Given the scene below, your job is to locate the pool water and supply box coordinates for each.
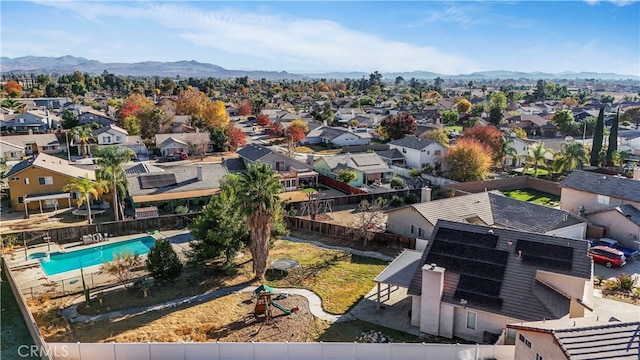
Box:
[27,252,49,260]
[40,236,156,276]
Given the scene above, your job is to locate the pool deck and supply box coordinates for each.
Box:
[3,230,193,298]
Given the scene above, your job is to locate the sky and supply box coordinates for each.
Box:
[1,1,639,76]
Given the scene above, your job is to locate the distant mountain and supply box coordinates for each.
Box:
[1,56,638,80]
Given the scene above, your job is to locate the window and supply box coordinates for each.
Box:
[10,152,17,158]
[426,150,430,155]
[24,178,29,185]
[535,354,544,360]
[9,177,20,181]
[411,225,415,234]
[18,197,24,204]
[103,136,111,143]
[519,334,531,348]
[18,118,25,123]
[116,136,122,142]
[597,195,609,206]
[434,150,441,155]
[275,161,285,171]
[402,148,406,154]
[466,311,477,330]
[418,228,424,238]
[38,176,54,185]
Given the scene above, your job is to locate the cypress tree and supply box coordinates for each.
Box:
[605,108,619,166]
[590,106,605,166]
[146,239,183,281]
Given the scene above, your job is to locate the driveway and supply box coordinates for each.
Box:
[593,256,640,283]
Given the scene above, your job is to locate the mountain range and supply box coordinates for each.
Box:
[1,56,638,81]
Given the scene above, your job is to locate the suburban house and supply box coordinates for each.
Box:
[334,108,364,123]
[154,132,212,157]
[237,143,318,191]
[387,137,447,170]
[313,153,393,187]
[559,170,640,247]
[77,109,117,127]
[404,220,592,344]
[505,114,557,137]
[507,314,640,360]
[374,148,406,167]
[619,129,640,156]
[3,152,96,214]
[125,162,227,213]
[2,110,60,132]
[301,125,372,147]
[169,115,195,133]
[0,140,25,162]
[504,136,534,168]
[94,124,148,158]
[386,191,588,247]
[0,133,64,157]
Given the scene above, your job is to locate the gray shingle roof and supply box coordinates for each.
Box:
[236,143,273,161]
[407,220,591,322]
[124,162,165,176]
[320,153,391,174]
[375,148,404,160]
[388,137,435,150]
[589,204,640,226]
[223,157,248,173]
[559,170,640,203]
[127,163,227,197]
[554,322,640,360]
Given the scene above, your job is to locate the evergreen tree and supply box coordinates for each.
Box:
[590,106,605,166]
[146,239,183,281]
[605,108,620,166]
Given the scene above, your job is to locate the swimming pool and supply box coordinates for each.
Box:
[40,236,156,276]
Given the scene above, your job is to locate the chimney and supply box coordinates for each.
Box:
[307,154,315,166]
[196,164,203,181]
[345,152,351,166]
[633,166,640,181]
[420,187,432,203]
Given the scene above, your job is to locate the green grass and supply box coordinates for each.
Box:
[300,187,319,193]
[521,168,549,177]
[503,189,560,207]
[445,126,463,132]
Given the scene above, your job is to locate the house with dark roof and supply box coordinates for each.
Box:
[155,132,212,157]
[404,220,592,344]
[301,125,372,147]
[388,137,447,170]
[2,110,60,132]
[77,110,117,127]
[507,314,640,360]
[559,170,640,247]
[386,191,587,246]
[237,143,318,191]
[374,148,406,167]
[124,162,228,213]
[505,114,557,137]
[619,129,640,156]
[313,152,392,187]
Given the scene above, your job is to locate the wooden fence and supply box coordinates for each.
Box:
[319,175,367,194]
[285,216,415,250]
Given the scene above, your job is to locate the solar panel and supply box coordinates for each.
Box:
[457,275,501,297]
[139,173,178,189]
[435,228,498,249]
[430,241,509,266]
[515,239,573,271]
[426,253,507,280]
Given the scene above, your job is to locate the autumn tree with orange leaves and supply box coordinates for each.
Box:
[202,101,230,130]
[256,114,271,127]
[226,124,247,151]
[3,80,22,98]
[237,103,252,116]
[268,122,283,137]
[444,138,492,181]
[118,93,154,121]
[460,126,504,164]
[456,99,472,113]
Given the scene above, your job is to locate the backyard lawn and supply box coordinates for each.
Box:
[502,188,560,207]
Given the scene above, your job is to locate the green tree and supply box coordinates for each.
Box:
[379,113,417,140]
[440,109,459,126]
[70,124,97,158]
[63,174,107,225]
[620,106,640,129]
[500,136,518,169]
[336,169,358,184]
[93,146,134,222]
[146,239,183,281]
[488,92,507,125]
[551,110,575,134]
[590,106,605,166]
[419,129,449,146]
[605,109,619,166]
[553,142,588,174]
[188,174,248,268]
[524,143,549,178]
[237,163,284,279]
[61,110,78,129]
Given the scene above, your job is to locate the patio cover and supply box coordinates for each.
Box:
[23,192,70,204]
[135,206,159,219]
[373,249,423,310]
[131,189,219,204]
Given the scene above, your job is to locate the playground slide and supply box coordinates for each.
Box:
[270,300,293,315]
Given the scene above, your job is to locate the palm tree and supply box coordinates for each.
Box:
[553,142,588,174]
[63,174,108,225]
[523,143,549,178]
[500,136,518,169]
[237,162,284,279]
[70,124,96,158]
[94,146,134,221]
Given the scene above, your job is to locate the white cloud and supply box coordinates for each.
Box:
[584,0,639,5]
[30,1,478,73]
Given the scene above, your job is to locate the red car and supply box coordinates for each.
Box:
[588,246,626,268]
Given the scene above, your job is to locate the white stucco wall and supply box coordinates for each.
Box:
[451,306,514,344]
[587,211,640,249]
[513,330,566,360]
[386,207,434,239]
[544,222,587,240]
[560,188,640,215]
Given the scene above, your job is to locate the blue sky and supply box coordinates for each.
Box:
[2,1,639,76]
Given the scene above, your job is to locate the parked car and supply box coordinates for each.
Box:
[588,246,626,268]
[590,238,639,260]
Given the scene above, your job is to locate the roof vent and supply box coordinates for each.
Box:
[429,263,436,270]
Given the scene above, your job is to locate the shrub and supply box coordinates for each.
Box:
[390,177,404,189]
[595,275,605,286]
[146,239,183,282]
[101,252,141,289]
[617,274,637,293]
[409,168,422,177]
[390,195,403,206]
[404,193,419,204]
[175,205,189,214]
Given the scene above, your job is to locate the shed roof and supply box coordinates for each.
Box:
[560,170,640,203]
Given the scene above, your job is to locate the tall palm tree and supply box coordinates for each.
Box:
[553,142,588,174]
[500,136,519,169]
[70,124,96,158]
[63,174,108,225]
[237,162,284,279]
[94,146,134,221]
[523,143,549,178]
